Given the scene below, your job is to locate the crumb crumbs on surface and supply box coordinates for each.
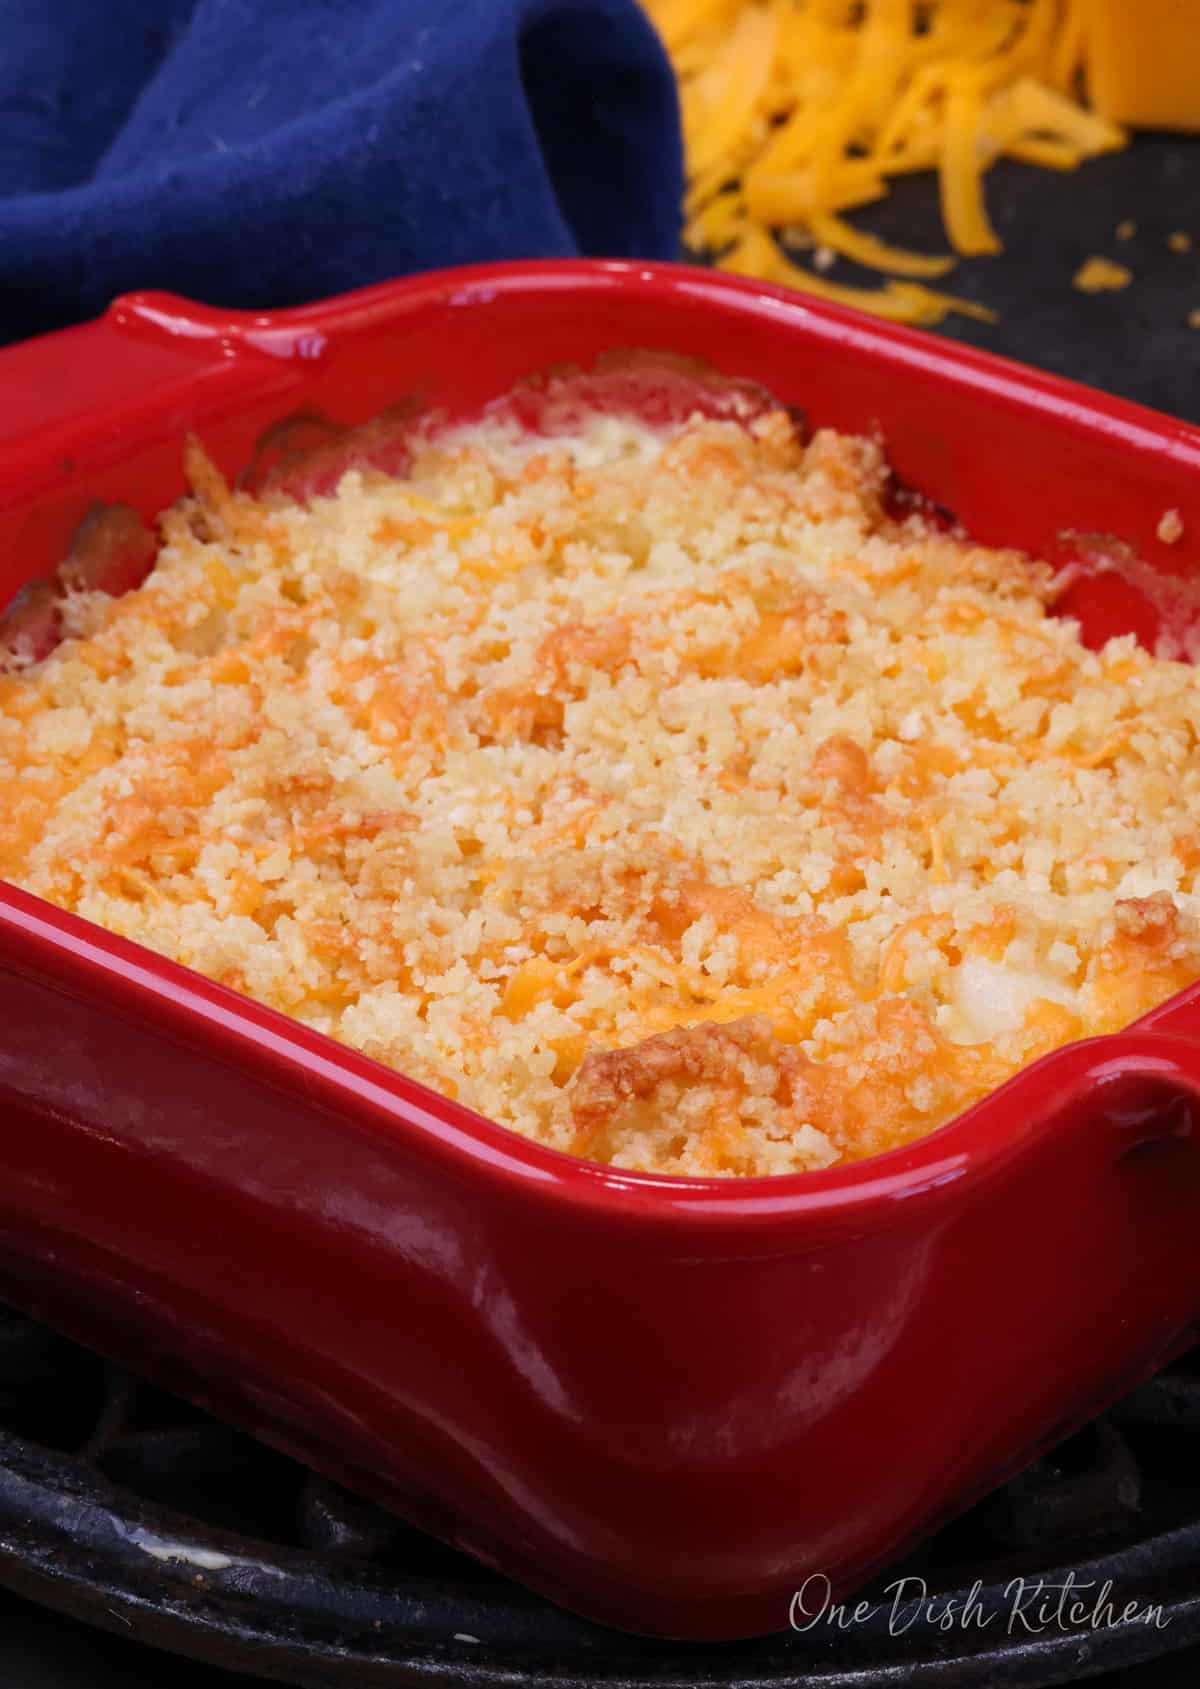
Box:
[1116,220,1137,242]
[1168,232,1193,254]
[5,392,1200,1179]
[1158,508,1185,546]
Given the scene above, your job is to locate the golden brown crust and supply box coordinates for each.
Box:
[4,395,1200,1177]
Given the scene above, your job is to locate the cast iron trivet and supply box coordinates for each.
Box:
[2,1301,1200,1688]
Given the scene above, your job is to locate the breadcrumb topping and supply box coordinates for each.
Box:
[4,395,1200,1178]
[1158,508,1185,546]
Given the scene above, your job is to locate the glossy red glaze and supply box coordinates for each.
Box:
[3,263,1200,1640]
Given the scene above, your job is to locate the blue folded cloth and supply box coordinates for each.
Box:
[0,0,683,345]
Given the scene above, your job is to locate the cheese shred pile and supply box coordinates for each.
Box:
[644,0,1128,324]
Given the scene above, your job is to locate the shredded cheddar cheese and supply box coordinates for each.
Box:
[5,388,1200,1178]
[1072,254,1132,291]
[644,0,1128,323]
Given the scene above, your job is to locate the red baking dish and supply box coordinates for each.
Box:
[4,261,1200,1642]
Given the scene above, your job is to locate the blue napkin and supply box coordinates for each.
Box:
[0,0,683,345]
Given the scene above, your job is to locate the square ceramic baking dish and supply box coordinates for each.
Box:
[3,261,1200,1642]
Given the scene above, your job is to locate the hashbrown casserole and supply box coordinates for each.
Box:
[4,388,1200,1177]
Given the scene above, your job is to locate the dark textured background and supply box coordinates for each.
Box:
[800,132,1200,422]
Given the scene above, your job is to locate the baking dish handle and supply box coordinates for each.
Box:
[0,292,307,459]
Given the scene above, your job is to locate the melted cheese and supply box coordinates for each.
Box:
[951,956,1079,1043]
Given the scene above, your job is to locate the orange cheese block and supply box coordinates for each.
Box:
[1085,0,1200,131]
